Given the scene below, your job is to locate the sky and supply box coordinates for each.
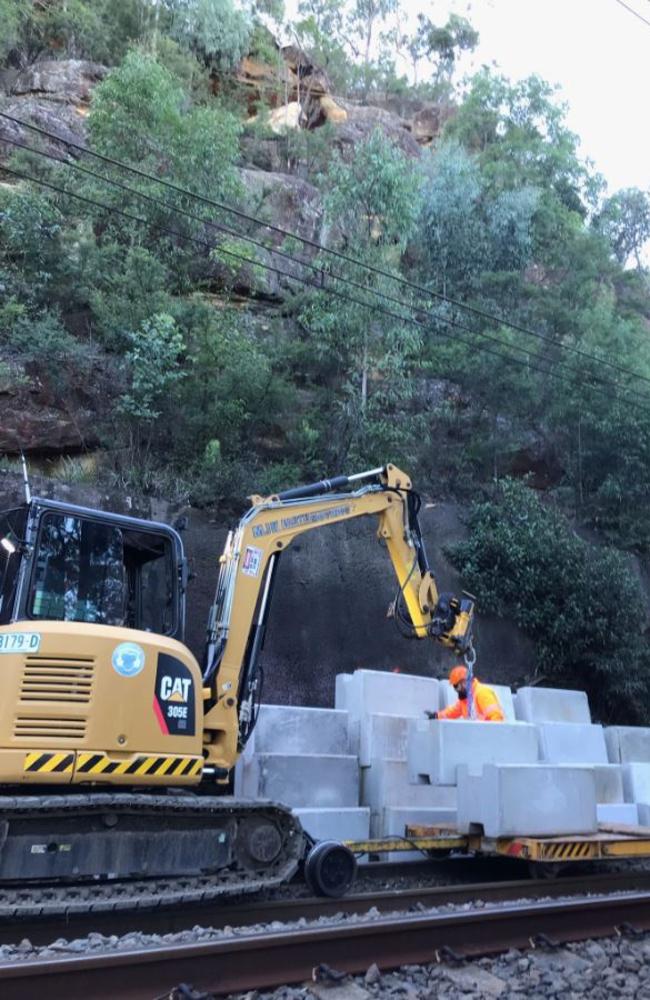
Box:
[280,0,650,196]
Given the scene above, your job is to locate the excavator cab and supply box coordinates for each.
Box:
[0,497,186,640]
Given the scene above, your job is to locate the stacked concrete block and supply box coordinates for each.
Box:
[337,669,452,843]
[237,752,359,808]
[243,704,350,757]
[439,680,516,722]
[597,803,638,826]
[335,669,440,756]
[457,764,598,837]
[605,727,650,764]
[360,757,457,837]
[359,713,411,768]
[293,807,370,843]
[234,703,370,843]
[514,686,591,724]
[537,722,608,765]
[408,718,539,786]
[622,763,650,805]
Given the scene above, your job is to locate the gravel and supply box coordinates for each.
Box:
[0,888,642,964]
[222,933,650,1000]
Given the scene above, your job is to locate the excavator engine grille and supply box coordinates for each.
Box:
[14,716,87,740]
[20,657,95,703]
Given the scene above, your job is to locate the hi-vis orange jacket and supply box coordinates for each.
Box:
[438,678,505,721]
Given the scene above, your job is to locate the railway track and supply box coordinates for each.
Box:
[0,870,650,998]
[1,864,650,945]
[0,888,649,1000]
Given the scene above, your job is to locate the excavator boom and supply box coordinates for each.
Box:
[201,464,474,771]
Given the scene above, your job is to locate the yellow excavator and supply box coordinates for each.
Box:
[0,463,474,911]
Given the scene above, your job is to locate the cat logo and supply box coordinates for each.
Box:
[154,654,196,737]
[160,676,191,703]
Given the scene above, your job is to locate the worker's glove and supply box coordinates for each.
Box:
[425,710,438,720]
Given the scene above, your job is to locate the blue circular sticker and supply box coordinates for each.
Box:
[112,642,145,678]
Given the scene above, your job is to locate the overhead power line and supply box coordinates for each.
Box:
[613,0,650,28]
[5,133,647,406]
[4,160,650,420]
[2,109,650,394]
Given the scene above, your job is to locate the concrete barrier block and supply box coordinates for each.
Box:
[458,764,597,837]
[245,704,350,757]
[622,763,650,804]
[537,722,608,764]
[359,713,411,767]
[336,669,440,721]
[408,718,539,786]
[514,686,591,724]
[605,727,650,764]
[439,681,516,722]
[635,803,650,827]
[597,803,638,826]
[552,764,623,802]
[294,807,370,842]
[362,757,457,838]
[237,753,359,808]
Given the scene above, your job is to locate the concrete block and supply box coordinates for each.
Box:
[457,764,597,837]
[591,765,624,803]
[361,758,457,811]
[245,704,350,757]
[605,727,650,764]
[622,763,650,804]
[408,719,539,786]
[537,722,608,764]
[635,803,650,827]
[514,686,591,724]
[236,753,359,808]
[294,807,370,842]
[336,670,440,754]
[359,713,410,767]
[597,803,638,826]
[552,764,623,802]
[439,680,516,722]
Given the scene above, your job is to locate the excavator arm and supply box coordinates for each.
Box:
[201,464,475,776]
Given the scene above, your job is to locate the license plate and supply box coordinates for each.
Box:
[0,632,41,654]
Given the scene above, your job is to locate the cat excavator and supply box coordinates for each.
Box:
[0,463,474,913]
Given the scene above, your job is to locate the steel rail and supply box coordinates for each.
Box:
[1,867,649,946]
[0,890,649,1000]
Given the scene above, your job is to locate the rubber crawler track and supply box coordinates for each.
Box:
[0,793,305,917]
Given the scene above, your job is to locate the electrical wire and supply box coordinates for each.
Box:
[5,160,650,419]
[5,137,650,415]
[3,133,634,401]
[2,108,650,393]
[613,0,650,28]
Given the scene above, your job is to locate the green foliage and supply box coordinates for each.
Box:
[119,313,186,421]
[449,480,650,723]
[299,130,423,466]
[170,0,252,72]
[5,0,148,65]
[593,188,650,269]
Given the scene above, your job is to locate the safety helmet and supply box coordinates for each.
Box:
[448,665,468,687]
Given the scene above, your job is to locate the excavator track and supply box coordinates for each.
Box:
[0,793,305,919]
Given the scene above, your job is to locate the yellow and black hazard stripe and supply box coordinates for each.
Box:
[541,840,594,861]
[23,751,75,774]
[76,752,203,778]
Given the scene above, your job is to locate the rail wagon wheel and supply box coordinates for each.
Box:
[304,841,357,898]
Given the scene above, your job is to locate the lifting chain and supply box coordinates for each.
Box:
[464,638,476,720]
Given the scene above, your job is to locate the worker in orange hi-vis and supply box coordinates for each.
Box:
[426,665,505,722]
